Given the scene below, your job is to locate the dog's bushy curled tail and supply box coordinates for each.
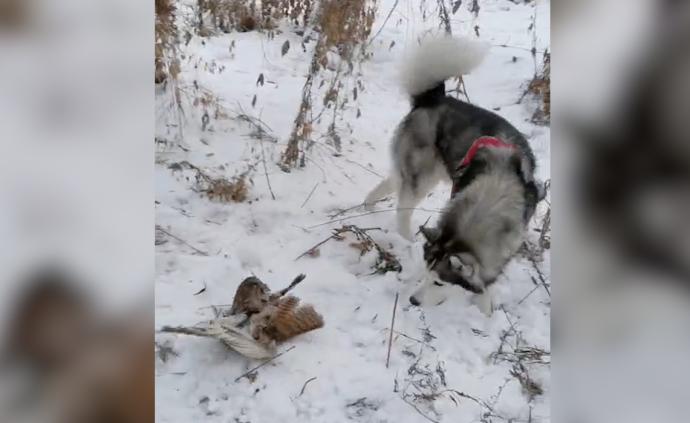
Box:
[400,36,488,107]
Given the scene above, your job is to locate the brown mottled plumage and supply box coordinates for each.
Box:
[162,275,322,359]
[248,295,324,344]
[229,276,270,316]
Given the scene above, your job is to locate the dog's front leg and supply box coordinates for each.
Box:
[364,177,395,211]
[475,287,494,316]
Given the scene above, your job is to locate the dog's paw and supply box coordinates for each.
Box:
[476,292,494,316]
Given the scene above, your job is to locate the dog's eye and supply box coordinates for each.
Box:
[433,281,445,287]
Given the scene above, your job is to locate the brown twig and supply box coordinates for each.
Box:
[386,293,399,368]
[234,345,296,383]
[298,377,318,397]
[294,235,334,261]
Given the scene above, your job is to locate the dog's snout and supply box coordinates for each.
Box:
[409,295,421,306]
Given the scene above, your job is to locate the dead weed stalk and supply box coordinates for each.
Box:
[295,224,401,274]
[168,160,251,203]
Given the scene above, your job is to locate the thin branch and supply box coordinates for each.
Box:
[234,345,296,383]
[516,284,541,305]
[386,293,400,368]
[294,226,384,260]
[259,132,276,200]
[300,183,319,208]
[390,330,436,351]
[156,226,209,256]
[294,235,335,261]
[298,377,318,397]
[256,108,276,200]
[344,158,384,178]
[309,207,443,229]
[367,0,400,47]
[528,258,551,297]
[400,396,439,423]
[328,199,385,219]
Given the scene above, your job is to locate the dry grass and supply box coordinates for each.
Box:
[197,0,318,34]
[281,0,377,169]
[205,175,249,202]
[527,51,550,124]
[295,224,402,274]
[168,160,251,203]
[155,0,180,85]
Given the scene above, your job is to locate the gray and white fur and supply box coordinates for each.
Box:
[364,36,544,314]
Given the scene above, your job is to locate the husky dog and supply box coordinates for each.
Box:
[363,36,544,314]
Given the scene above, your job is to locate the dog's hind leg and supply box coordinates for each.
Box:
[364,177,396,211]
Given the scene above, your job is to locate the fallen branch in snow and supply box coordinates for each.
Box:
[510,362,544,401]
[235,103,278,143]
[298,376,318,397]
[529,261,551,298]
[310,207,443,229]
[389,330,436,351]
[300,183,319,208]
[295,225,402,274]
[488,308,548,405]
[401,396,440,423]
[155,225,209,256]
[386,293,399,368]
[258,117,276,200]
[234,345,296,383]
[294,236,336,261]
[327,199,386,219]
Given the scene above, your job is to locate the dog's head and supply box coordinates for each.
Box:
[421,226,484,286]
[409,226,486,306]
[410,145,540,307]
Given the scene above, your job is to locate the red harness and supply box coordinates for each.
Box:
[451,136,516,197]
[458,136,516,170]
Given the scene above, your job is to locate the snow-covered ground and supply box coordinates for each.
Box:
[155,1,550,421]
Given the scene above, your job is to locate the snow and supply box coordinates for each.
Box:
[155,1,550,422]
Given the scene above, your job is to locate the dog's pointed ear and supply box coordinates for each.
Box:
[510,154,535,185]
[510,153,548,205]
[535,180,548,202]
[449,255,462,269]
[419,226,440,242]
